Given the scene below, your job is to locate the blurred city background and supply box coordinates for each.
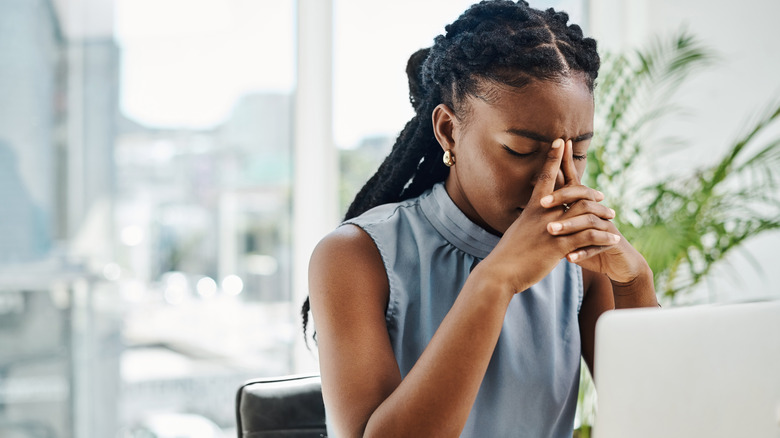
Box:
[1,0,778,437]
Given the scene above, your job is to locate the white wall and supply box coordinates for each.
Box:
[590,0,780,303]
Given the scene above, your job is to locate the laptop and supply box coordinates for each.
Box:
[593,298,780,438]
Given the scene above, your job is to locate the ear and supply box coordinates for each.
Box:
[431,103,459,153]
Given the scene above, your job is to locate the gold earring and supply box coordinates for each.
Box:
[443,150,456,167]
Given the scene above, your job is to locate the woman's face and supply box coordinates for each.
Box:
[442,77,594,235]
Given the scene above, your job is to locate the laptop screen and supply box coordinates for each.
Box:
[592,299,780,438]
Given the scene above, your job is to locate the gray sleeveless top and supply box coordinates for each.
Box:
[342,182,583,438]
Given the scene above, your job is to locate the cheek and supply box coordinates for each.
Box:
[494,160,538,200]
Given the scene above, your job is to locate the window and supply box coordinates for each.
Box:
[0,1,589,436]
[1,0,297,436]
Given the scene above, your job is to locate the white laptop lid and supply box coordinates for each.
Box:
[593,299,780,438]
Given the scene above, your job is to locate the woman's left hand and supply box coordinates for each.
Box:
[541,140,650,284]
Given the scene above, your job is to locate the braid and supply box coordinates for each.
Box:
[344,111,439,219]
[302,0,600,346]
[344,49,445,220]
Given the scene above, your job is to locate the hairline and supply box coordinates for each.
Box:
[449,72,594,128]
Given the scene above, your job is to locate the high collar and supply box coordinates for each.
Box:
[420,182,501,259]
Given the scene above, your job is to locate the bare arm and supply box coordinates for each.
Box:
[310,225,514,437]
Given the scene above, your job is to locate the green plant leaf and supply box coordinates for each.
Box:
[590,29,780,299]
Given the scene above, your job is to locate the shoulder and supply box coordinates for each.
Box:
[310,224,385,275]
[309,224,389,307]
[309,191,435,309]
[313,223,380,260]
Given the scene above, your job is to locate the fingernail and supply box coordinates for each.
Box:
[568,252,579,262]
[596,190,604,199]
[609,208,616,217]
[611,234,621,243]
[567,139,572,148]
[552,139,564,149]
[541,195,553,206]
[549,222,563,233]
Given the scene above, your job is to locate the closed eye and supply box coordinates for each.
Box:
[502,144,535,158]
[573,154,587,161]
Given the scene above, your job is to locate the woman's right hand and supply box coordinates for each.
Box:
[478,138,620,295]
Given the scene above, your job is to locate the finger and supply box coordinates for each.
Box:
[561,139,580,186]
[530,138,565,205]
[547,212,616,235]
[576,201,615,220]
[560,229,621,253]
[567,245,614,263]
[541,186,606,208]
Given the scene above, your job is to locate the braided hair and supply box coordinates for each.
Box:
[301,0,600,344]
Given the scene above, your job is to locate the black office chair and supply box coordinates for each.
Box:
[235,374,327,438]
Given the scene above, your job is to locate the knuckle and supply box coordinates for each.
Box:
[536,170,554,183]
[580,198,593,208]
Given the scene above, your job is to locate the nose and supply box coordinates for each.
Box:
[531,163,566,190]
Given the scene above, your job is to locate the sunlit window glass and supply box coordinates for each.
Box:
[0,0,296,437]
[115,1,296,436]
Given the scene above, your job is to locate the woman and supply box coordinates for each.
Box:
[302,1,658,436]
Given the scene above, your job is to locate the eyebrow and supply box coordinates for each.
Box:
[506,128,594,143]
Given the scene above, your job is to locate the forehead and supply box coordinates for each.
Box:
[466,78,594,140]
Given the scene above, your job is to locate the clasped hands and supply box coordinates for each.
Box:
[484,137,648,294]
[537,138,645,284]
